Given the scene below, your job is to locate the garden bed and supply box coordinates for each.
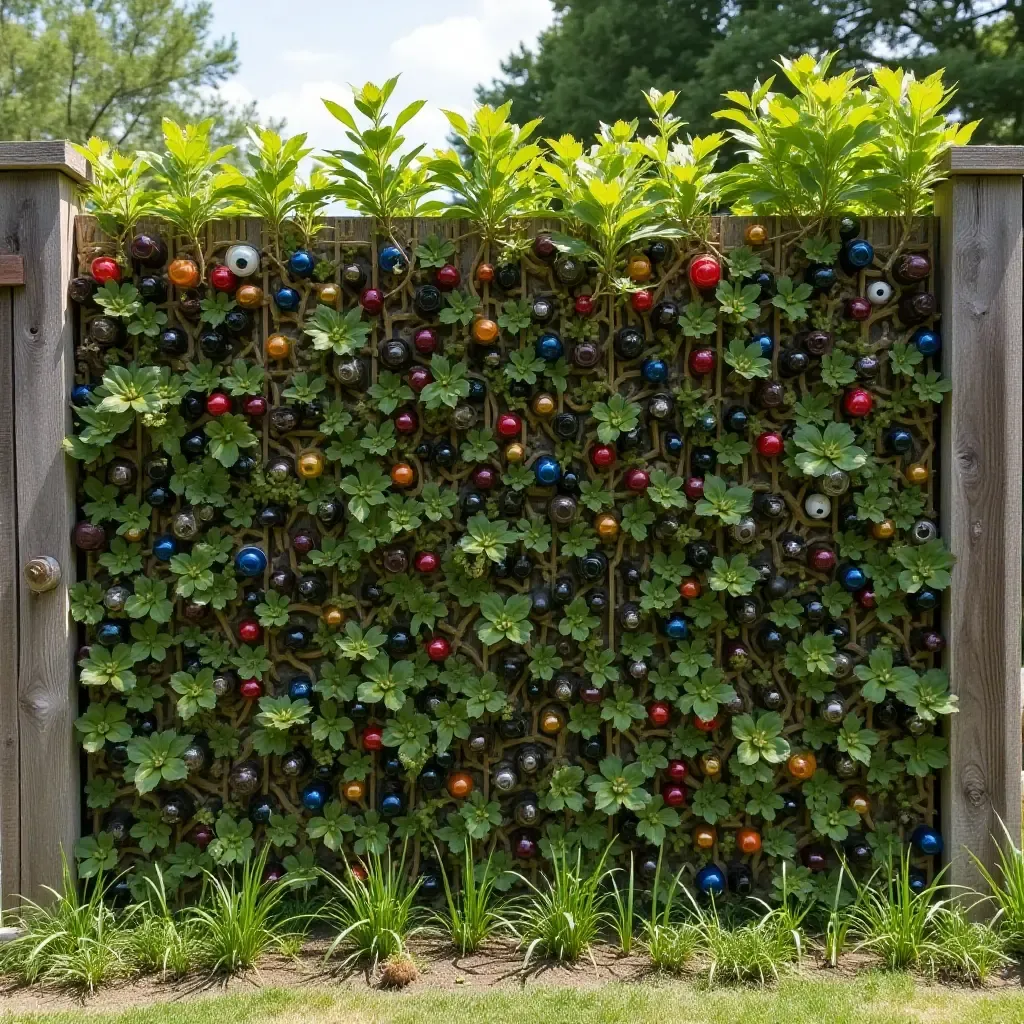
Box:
[2,943,1024,1023]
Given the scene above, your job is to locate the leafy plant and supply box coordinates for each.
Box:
[145,119,234,276]
[642,87,725,239]
[72,137,155,258]
[0,856,127,991]
[871,67,978,247]
[717,52,886,227]
[970,820,1024,954]
[793,423,868,477]
[732,711,790,765]
[219,127,327,253]
[591,394,642,443]
[433,839,510,954]
[642,852,698,973]
[694,475,753,525]
[322,77,432,234]
[304,305,371,357]
[511,843,613,965]
[707,554,761,596]
[476,593,533,645]
[125,730,192,794]
[848,850,949,969]
[586,756,651,814]
[542,121,680,293]
[922,905,1007,984]
[429,103,544,243]
[420,356,470,410]
[679,668,736,721]
[460,514,519,563]
[321,847,423,967]
[188,848,293,974]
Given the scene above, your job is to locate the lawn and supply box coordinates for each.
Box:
[6,974,1024,1024]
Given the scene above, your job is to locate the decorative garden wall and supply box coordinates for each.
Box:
[67,210,953,902]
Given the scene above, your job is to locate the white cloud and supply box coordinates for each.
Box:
[210,0,556,155]
[281,50,343,66]
[389,0,552,105]
[259,80,355,151]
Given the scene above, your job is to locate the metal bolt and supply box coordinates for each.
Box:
[24,556,61,592]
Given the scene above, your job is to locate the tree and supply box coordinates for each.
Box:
[478,0,1024,147]
[0,0,268,149]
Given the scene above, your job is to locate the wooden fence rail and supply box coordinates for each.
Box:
[0,141,1022,907]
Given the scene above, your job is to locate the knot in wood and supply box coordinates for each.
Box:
[962,762,989,808]
[956,442,981,482]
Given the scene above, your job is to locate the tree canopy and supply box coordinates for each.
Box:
[478,0,1024,146]
[0,0,267,149]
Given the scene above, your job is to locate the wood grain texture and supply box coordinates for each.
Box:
[0,256,24,287]
[0,171,80,903]
[0,286,19,909]
[936,173,1024,892]
[0,142,88,183]
[941,146,1024,175]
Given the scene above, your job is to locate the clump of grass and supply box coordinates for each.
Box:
[434,840,510,955]
[647,922,700,973]
[767,861,811,960]
[378,952,418,988]
[322,847,423,968]
[823,861,855,968]
[681,871,800,987]
[848,849,948,970]
[641,852,697,973]
[511,842,613,966]
[276,931,308,959]
[0,856,127,992]
[125,864,195,979]
[972,819,1024,953]
[188,849,294,974]
[923,905,1008,984]
[609,852,636,956]
[701,912,799,987]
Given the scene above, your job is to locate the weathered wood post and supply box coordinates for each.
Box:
[936,145,1024,893]
[0,141,86,907]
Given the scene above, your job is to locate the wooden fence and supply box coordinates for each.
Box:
[0,140,1022,906]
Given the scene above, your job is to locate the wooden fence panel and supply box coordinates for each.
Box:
[0,145,85,906]
[0,254,19,909]
[936,147,1024,895]
[1,141,1024,903]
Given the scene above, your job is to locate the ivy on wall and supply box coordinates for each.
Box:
[65,53,962,901]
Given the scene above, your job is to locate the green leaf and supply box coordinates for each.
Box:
[723,337,771,380]
[793,422,867,476]
[591,394,642,443]
[695,474,753,525]
[208,813,255,865]
[586,756,651,815]
[75,833,119,878]
[678,668,736,722]
[691,780,730,824]
[304,305,371,357]
[771,276,813,321]
[75,701,132,753]
[125,730,193,794]
[420,355,470,410]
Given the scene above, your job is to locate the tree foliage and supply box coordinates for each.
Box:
[478,0,1024,150]
[0,0,268,149]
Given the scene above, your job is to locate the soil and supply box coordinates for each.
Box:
[0,940,1020,1017]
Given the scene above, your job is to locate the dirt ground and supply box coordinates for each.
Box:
[0,940,1020,1016]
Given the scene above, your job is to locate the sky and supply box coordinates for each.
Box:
[208,0,556,157]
